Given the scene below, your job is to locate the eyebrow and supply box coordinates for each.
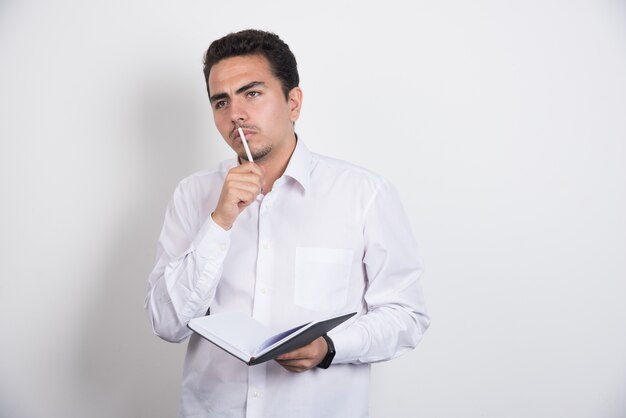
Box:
[209,81,266,104]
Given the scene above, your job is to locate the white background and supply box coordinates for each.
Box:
[1,1,625,417]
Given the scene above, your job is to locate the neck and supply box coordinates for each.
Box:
[249,133,297,193]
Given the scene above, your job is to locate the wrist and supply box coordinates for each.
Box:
[211,212,232,231]
[316,334,335,369]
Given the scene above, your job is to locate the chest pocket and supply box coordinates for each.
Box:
[294,247,354,311]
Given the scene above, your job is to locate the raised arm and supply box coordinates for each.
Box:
[145,163,264,342]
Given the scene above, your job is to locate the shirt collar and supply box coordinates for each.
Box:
[281,136,311,192]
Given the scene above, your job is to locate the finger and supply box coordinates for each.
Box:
[226,181,262,197]
[276,358,315,372]
[231,161,265,178]
[229,189,257,208]
[276,354,305,362]
[226,173,264,194]
[275,347,309,361]
[232,163,265,190]
[276,359,305,371]
[226,173,263,190]
[228,171,262,181]
[223,178,263,200]
[276,358,308,367]
[276,337,324,361]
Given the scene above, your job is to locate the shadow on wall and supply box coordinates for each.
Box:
[75,76,217,417]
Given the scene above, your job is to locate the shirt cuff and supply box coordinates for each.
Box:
[191,214,231,260]
[328,324,368,364]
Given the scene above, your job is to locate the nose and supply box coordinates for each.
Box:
[229,97,248,126]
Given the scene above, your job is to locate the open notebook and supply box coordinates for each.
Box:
[187,311,356,365]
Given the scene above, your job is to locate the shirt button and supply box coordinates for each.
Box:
[219,244,227,251]
[253,390,261,398]
[262,243,269,250]
[260,288,266,294]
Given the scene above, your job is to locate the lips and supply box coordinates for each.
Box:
[232,127,256,141]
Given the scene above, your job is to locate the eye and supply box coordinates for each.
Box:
[214,100,228,110]
[247,91,261,98]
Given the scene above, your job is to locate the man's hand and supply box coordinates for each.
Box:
[275,336,328,373]
[211,162,265,230]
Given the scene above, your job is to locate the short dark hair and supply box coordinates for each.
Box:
[203,29,299,100]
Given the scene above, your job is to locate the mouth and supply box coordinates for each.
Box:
[231,126,257,141]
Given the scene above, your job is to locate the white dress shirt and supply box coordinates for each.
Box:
[145,139,429,418]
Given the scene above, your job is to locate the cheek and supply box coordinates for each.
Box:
[256,102,290,129]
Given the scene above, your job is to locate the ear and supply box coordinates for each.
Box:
[288,87,303,123]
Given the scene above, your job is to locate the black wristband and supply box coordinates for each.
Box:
[317,334,336,369]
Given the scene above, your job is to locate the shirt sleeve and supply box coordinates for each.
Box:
[330,180,430,364]
[144,181,230,343]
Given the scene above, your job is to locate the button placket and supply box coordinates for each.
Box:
[246,365,266,418]
[252,195,273,324]
[246,195,269,418]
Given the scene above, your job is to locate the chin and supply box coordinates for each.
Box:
[251,145,272,161]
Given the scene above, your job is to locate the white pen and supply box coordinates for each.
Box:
[237,126,254,163]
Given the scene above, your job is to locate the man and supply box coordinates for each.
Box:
[145,29,429,418]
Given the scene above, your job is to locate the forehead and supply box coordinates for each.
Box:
[208,54,276,93]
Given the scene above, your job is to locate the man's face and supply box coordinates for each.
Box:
[208,54,302,162]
